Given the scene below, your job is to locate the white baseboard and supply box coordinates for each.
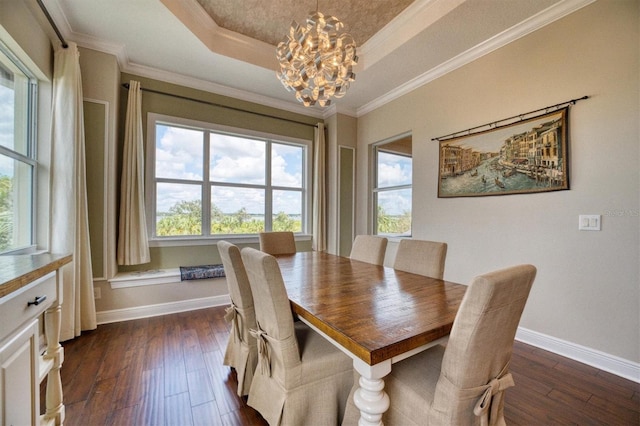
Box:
[96,295,231,325]
[516,327,640,383]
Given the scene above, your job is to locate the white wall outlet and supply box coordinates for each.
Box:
[579,214,601,231]
[94,287,101,299]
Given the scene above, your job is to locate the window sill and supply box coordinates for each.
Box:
[109,268,227,289]
[109,269,182,289]
[148,234,312,248]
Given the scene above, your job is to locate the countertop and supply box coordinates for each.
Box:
[0,253,72,298]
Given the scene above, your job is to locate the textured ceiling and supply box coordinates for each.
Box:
[194,0,415,46]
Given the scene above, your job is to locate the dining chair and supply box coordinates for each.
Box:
[343,264,537,426]
[349,235,388,265]
[259,231,297,255]
[393,239,448,279]
[240,247,353,426]
[217,241,258,397]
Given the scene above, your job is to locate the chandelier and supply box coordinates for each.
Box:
[276,9,357,107]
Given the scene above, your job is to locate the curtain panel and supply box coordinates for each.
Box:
[117,80,150,265]
[49,42,97,341]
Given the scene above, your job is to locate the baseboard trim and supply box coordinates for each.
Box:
[516,327,640,383]
[96,295,231,325]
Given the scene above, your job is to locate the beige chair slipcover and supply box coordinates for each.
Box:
[349,235,388,265]
[259,231,297,255]
[393,239,448,279]
[343,264,537,426]
[218,241,258,397]
[241,247,353,425]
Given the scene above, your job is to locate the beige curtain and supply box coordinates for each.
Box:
[117,80,150,265]
[49,42,97,341]
[312,123,326,251]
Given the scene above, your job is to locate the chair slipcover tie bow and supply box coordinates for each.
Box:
[473,367,515,426]
[224,304,242,343]
[250,326,271,377]
[431,364,514,426]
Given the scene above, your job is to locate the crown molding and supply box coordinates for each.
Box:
[120,61,324,119]
[159,0,277,71]
[357,0,597,116]
[359,0,467,71]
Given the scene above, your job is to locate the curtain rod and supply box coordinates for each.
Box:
[121,83,318,129]
[36,0,68,48]
[432,95,589,142]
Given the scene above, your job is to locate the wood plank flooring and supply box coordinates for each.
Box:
[57,306,639,425]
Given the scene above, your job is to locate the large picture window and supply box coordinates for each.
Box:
[0,42,37,254]
[148,114,310,241]
[373,137,412,236]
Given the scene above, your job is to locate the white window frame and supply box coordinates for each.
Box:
[372,138,413,237]
[146,113,312,247]
[0,39,38,254]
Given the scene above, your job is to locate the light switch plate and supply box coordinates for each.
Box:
[579,214,601,231]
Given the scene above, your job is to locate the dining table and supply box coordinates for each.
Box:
[275,251,467,426]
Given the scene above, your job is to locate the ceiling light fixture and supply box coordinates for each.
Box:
[276,3,357,107]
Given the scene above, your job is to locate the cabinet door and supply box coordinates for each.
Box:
[0,319,39,426]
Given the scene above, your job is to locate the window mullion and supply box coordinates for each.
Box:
[265,140,273,231]
[202,131,211,236]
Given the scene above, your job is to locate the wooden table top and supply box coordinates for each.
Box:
[276,251,467,365]
[0,253,72,299]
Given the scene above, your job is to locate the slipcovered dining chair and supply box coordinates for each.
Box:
[349,235,388,265]
[259,231,297,255]
[241,247,353,425]
[343,264,537,426]
[217,241,258,397]
[393,239,448,279]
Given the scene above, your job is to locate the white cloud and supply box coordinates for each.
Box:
[155,126,203,180]
[210,135,265,184]
[377,152,412,187]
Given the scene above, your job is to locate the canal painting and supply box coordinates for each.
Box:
[438,108,569,198]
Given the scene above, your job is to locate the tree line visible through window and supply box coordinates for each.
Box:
[150,116,309,239]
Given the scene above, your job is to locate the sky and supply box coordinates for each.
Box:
[155,124,303,215]
[377,151,412,216]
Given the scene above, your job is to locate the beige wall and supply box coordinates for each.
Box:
[356,0,639,362]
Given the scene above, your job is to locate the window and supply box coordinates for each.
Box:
[373,137,412,236]
[0,42,37,254]
[149,114,310,241]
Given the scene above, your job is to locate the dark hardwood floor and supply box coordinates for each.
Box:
[57,306,639,425]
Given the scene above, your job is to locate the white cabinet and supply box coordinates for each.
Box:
[0,319,39,425]
[0,254,70,426]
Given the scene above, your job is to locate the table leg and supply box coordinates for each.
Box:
[353,358,391,426]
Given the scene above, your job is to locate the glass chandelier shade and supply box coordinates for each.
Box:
[276,11,357,107]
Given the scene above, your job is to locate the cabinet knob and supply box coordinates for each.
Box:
[27,295,47,306]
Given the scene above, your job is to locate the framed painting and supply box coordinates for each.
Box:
[438,107,569,198]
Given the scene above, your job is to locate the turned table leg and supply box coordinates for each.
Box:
[353,358,391,426]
